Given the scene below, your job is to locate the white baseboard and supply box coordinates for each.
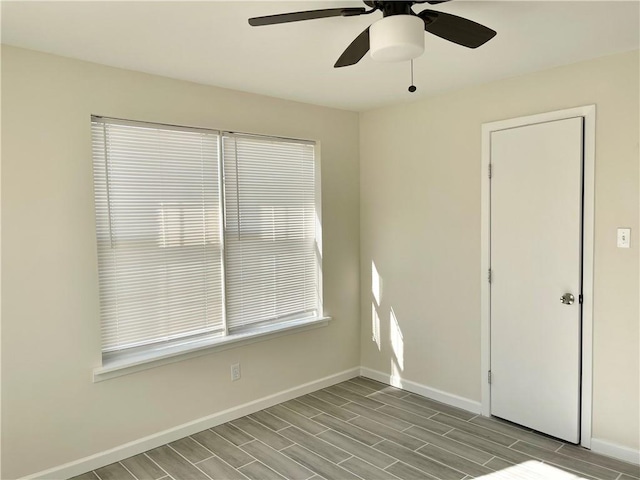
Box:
[22,367,360,480]
[21,366,639,479]
[360,368,640,466]
[591,438,640,466]
[359,367,482,414]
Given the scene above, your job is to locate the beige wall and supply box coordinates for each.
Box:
[2,43,639,478]
[0,45,360,479]
[359,50,639,450]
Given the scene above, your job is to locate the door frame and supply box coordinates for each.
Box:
[480,105,596,448]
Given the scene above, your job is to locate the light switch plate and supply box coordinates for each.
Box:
[617,228,630,248]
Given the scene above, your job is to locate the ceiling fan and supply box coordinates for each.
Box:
[248,1,497,68]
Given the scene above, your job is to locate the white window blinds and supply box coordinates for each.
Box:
[223,134,319,331]
[92,117,225,353]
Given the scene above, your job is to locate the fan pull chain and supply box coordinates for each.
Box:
[408,59,417,93]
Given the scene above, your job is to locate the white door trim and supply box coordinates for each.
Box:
[480,105,596,448]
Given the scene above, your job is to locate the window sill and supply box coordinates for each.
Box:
[93,316,331,382]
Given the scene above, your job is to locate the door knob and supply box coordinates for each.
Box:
[560,293,575,305]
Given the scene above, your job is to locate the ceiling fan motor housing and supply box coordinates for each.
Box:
[370,14,425,62]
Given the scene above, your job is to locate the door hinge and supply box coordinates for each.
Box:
[488,268,492,283]
[488,164,493,179]
[488,370,492,384]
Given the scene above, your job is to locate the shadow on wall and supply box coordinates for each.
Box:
[371,261,405,377]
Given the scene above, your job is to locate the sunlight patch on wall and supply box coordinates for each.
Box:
[390,307,404,373]
[372,261,381,307]
[371,260,382,350]
[372,302,381,350]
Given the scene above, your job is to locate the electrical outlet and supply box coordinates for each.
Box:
[231,363,241,381]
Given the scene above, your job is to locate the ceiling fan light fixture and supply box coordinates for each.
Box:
[370,15,425,62]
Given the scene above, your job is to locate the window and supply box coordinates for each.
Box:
[223,134,319,331]
[91,117,322,364]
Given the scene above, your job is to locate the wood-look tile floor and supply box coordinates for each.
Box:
[71,377,640,480]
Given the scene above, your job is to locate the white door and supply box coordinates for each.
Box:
[490,117,583,443]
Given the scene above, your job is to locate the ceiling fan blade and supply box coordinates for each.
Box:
[426,1,451,4]
[249,7,365,26]
[334,27,371,68]
[418,10,496,48]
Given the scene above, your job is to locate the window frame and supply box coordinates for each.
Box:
[91,117,328,382]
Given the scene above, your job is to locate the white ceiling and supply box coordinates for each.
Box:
[2,1,639,111]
